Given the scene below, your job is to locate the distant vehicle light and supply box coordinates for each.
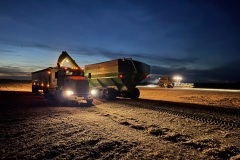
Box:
[173,76,182,80]
[146,75,149,78]
[65,90,74,96]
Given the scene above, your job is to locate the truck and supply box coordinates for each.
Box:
[31,51,93,105]
[85,58,150,99]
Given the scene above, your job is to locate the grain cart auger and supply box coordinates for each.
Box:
[31,51,93,105]
[85,58,150,100]
[57,51,79,68]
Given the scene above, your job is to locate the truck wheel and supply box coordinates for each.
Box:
[32,85,38,93]
[43,89,49,99]
[86,99,93,105]
[103,88,116,100]
[48,93,54,100]
[44,92,48,99]
[130,88,140,99]
[56,91,66,104]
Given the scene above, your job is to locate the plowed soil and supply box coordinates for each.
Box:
[0,83,240,159]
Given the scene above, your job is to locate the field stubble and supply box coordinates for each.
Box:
[0,83,240,159]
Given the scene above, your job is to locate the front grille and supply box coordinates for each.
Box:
[76,81,89,94]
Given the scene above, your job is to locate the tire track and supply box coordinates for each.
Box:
[118,100,240,129]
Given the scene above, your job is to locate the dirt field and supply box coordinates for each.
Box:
[0,83,240,159]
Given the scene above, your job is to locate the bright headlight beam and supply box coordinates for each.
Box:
[66,90,74,96]
[91,89,97,95]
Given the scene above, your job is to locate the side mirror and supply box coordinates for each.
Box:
[55,72,58,78]
[88,73,91,79]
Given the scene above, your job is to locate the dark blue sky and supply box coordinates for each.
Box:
[0,0,240,83]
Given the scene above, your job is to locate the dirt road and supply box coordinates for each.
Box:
[0,89,240,159]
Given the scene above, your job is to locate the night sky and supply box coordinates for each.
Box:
[0,0,240,83]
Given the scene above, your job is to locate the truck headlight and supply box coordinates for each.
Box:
[90,89,97,95]
[65,90,74,96]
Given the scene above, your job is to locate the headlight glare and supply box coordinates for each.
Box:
[91,89,97,95]
[66,90,74,96]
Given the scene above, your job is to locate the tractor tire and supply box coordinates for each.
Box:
[130,88,140,99]
[103,88,117,100]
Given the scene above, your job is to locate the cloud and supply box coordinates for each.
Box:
[71,47,198,66]
[0,49,13,53]
[0,39,57,51]
[0,66,31,76]
[205,60,240,82]
[2,39,238,83]
[151,59,240,83]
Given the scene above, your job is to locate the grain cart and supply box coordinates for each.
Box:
[84,58,150,99]
[31,51,93,105]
